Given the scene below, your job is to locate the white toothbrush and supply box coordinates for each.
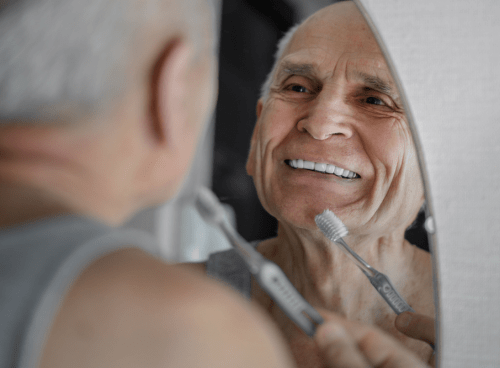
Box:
[195,186,324,336]
[315,209,415,315]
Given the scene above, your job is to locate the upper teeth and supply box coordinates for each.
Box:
[287,159,358,178]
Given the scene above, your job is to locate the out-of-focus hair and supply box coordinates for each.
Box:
[0,0,210,124]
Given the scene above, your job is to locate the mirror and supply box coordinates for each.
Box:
[209,1,437,367]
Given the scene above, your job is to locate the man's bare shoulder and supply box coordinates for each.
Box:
[403,241,435,316]
[409,244,433,286]
[40,248,294,368]
[177,260,207,274]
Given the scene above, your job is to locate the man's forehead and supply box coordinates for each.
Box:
[345,56,397,87]
[277,51,393,81]
[279,47,387,68]
[280,3,390,77]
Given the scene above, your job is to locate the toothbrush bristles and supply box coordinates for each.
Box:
[315,210,348,242]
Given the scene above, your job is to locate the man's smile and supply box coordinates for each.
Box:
[285,159,360,179]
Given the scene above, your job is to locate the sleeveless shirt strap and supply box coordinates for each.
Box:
[206,247,253,299]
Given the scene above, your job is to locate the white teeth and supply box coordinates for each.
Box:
[287,159,358,179]
[303,161,315,170]
[341,170,351,178]
[314,163,327,172]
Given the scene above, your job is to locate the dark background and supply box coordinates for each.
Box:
[211,0,429,251]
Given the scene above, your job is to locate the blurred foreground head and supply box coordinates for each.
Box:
[0,0,218,226]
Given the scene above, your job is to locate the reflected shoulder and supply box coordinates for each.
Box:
[404,241,436,317]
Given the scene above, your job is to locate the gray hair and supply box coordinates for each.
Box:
[259,23,301,102]
[0,0,210,124]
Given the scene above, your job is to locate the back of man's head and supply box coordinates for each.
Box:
[0,0,217,225]
[0,0,211,124]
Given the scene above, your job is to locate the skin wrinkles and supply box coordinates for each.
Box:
[274,56,402,114]
[276,58,400,108]
[246,3,433,367]
[258,49,412,233]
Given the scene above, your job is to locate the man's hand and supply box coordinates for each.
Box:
[395,312,435,346]
[395,312,435,367]
[314,312,429,368]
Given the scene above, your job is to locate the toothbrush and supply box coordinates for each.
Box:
[195,186,324,337]
[315,209,415,315]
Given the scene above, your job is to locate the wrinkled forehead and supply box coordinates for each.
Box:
[278,49,394,81]
[280,9,393,83]
[292,2,379,51]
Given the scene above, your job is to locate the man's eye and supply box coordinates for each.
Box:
[365,96,384,105]
[290,85,308,93]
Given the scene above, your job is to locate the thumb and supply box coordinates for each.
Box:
[395,312,435,346]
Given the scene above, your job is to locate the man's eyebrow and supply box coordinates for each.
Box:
[353,71,398,98]
[276,61,317,80]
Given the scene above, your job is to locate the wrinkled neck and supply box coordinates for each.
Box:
[257,221,408,310]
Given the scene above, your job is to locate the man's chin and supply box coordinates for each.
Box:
[270,201,334,232]
[277,215,318,232]
[268,197,371,236]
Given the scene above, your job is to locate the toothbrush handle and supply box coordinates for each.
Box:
[254,259,324,337]
[369,272,415,314]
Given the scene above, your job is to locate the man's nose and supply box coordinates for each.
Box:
[296,93,354,140]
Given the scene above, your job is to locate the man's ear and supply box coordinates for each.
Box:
[150,39,192,146]
[246,99,264,176]
[256,98,264,119]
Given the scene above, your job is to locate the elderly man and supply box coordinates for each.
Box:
[0,0,297,367]
[0,0,434,367]
[205,1,436,367]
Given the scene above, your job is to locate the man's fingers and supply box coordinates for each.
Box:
[315,322,371,368]
[316,311,429,368]
[354,327,427,368]
[395,312,435,345]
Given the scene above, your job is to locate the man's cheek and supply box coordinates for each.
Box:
[368,132,405,168]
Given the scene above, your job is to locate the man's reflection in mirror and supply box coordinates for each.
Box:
[205,2,435,366]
